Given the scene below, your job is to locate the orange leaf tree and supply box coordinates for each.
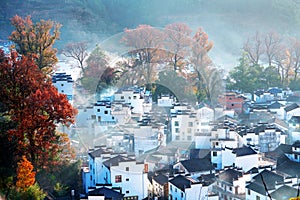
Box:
[0,50,77,171]
[9,15,61,74]
[16,156,36,191]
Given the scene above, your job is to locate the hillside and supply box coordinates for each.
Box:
[1,0,300,69]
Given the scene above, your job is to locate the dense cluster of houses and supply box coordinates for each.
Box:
[52,73,300,200]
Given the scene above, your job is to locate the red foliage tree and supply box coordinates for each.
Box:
[0,50,77,170]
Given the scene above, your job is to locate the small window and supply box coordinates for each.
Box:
[295,154,298,160]
[128,96,131,99]
[61,83,64,86]
[175,128,180,133]
[181,192,184,198]
[213,151,217,156]
[91,115,96,120]
[126,167,129,171]
[126,191,129,194]
[187,128,192,133]
[174,121,179,126]
[126,178,129,181]
[97,109,100,112]
[188,122,193,127]
[133,96,137,99]
[61,90,64,93]
[231,104,234,106]
[175,136,180,140]
[104,110,108,114]
[248,189,251,195]
[115,175,122,183]
[90,175,92,181]
[256,196,260,200]
[121,96,124,99]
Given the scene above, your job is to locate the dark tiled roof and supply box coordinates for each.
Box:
[218,169,242,184]
[252,170,283,191]
[169,175,194,192]
[254,90,264,96]
[88,187,124,199]
[270,185,298,200]
[103,155,135,168]
[247,170,284,195]
[284,103,299,112]
[247,167,259,174]
[267,101,283,109]
[292,141,300,148]
[232,146,257,157]
[267,88,282,94]
[153,174,168,185]
[289,116,300,124]
[180,158,213,173]
[89,148,112,159]
[276,158,300,177]
[265,144,293,160]
[286,96,300,103]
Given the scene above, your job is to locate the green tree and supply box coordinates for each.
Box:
[226,53,266,92]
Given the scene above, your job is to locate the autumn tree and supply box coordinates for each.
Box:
[243,32,264,65]
[121,25,164,86]
[0,50,77,170]
[164,22,192,71]
[16,156,36,191]
[9,15,61,74]
[189,28,215,103]
[81,45,110,93]
[62,41,88,76]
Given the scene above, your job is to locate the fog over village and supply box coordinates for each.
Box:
[1,1,300,200]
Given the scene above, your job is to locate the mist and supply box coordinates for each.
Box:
[1,0,299,71]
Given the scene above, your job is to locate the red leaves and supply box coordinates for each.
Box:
[0,52,77,170]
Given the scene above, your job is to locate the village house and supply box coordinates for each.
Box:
[52,72,74,103]
[239,123,287,153]
[168,175,218,200]
[222,146,259,172]
[213,167,251,200]
[284,103,300,121]
[83,146,149,199]
[218,92,245,114]
[170,103,198,142]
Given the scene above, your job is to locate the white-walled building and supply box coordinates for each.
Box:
[168,175,212,200]
[222,146,259,172]
[52,72,74,103]
[284,103,300,121]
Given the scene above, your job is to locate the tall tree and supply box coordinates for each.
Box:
[0,50,77,170]
[243,32,264,65]
[121,24,164,85]
[263,32,282,67]
[62,41,88,76]
[9,15,61,74]
[164,23,192,71]
[190,28,214,103]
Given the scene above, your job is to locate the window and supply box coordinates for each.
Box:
[126,178,129,181]
[175,128,180,133]
[90,175,92,181]
[104,110,108,114]
[91,115,96,119]
[256,196,260,200]
[231,103,234,106]
[213,151,217,156]
[61,83,64,86]
[248,189,251,195]
[61,90,64,93]
[181,192,184,198]
[97,109,100,112]
[174,121,179,126]
[115,175,122,183]
[295,154,298,160]
[121,96,124,99]
[213,163,217,168]
[187,128,192,133]
[126,167,129,171]
[175,136,180,140]
[128,96,131,99]
[188,122,193,127]
[133,96,137,99]
[126,191,129,194]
